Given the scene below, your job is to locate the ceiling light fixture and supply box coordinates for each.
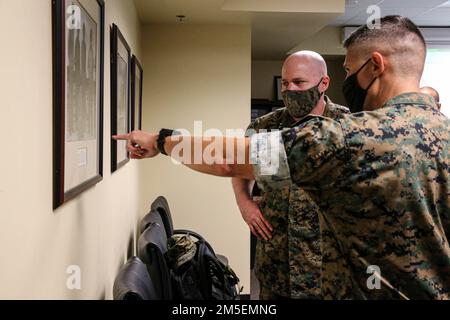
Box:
[345,0,359,7]
[176,15,186,22]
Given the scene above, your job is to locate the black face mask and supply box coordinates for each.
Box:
[342,59,377,113]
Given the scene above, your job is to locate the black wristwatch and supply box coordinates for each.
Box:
[157,129,176,156]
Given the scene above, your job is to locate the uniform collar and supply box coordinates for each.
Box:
[280,107,296,128]
[323,96,334,117]
[383,92,437,109]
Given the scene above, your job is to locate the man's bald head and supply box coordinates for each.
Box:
[280,50,330,118]
[421,86,441,110]
[344,15,426,80]
[282,50,327,82]
[420,86,440,102]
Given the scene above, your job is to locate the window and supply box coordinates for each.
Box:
[420,46,450,116]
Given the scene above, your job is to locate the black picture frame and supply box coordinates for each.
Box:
[131,55,143,131]
[52,0,105,210]
[274,76,283,101]
[111,23,131,173]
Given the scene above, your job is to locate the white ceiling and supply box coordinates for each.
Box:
[133,0,345,59]
[133,0,250,25]
[133,0,450,60]
[330,0,450,26]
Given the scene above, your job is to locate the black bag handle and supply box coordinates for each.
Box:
[173,229,205,242]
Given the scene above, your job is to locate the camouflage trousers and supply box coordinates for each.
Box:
[259,285,291,300]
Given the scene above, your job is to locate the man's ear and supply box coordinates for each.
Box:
[321,76,330,92]
[371,52,385,76]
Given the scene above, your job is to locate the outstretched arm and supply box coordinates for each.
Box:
[113,131,255,180]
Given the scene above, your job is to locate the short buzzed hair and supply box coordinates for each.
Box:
[344,15,426,79]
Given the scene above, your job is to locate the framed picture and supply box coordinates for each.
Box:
[274,76,283,101]
[111,23,131,173]
[131,56,143,131]
[52,0,105,209]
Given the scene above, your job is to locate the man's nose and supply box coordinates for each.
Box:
[287,82,298,91]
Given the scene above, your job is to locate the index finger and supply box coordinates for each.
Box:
[112,134,130,141]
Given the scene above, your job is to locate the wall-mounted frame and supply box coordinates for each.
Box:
[52,0,105,209]
[111,23,131,173]
[274,76,283,101]
[131,56,143,131]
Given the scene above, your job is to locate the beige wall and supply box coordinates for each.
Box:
[0,0,142,299]
[324,55,347,106]
[140,24,252,294]
[289,26,346,56]
[252,60,284,100]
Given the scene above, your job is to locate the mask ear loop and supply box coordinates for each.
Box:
[355,58,372,75]
[365,76,377,91]
[316,77,325,97]
[362,70,378,111]
[358,59,377,91]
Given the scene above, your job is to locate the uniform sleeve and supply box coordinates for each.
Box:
[247,119,257,131]
[282,117,346,187]
[250,117,345,191]
[246,118,259,137]
[250,130,291,192]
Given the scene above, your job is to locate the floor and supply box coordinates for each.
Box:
[250,269,260,300]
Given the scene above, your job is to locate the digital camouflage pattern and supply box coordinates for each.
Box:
[282,82,322,119]
[255,92,450,299]
[248,96,350,299]
[165,235,197,270]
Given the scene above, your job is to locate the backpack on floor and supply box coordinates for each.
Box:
[165,231,242,300]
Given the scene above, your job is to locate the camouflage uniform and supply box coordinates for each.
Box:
[248,96,349,299]
[252,93,450,299]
